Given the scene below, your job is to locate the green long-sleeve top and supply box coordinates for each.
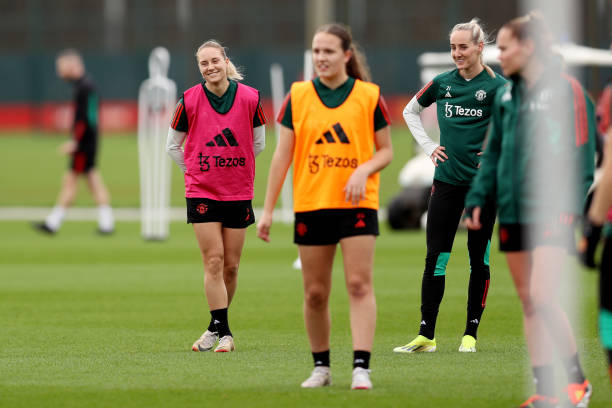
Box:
[465,63,596,224]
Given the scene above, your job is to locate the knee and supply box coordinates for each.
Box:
[304,286,329,310]
[468,254,490,275]
[204,253,224,279]
[424,252,438,271]
[530,290,555,314]
[424,251,449,278]
[346,277,372,300]
[224,263,239,283]
[469,267,490,280]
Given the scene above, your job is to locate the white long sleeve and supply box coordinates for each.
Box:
[253,125,265,157]
[166,128,187,173]
[403,96,439,157]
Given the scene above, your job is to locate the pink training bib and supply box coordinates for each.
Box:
[182,82,259,200]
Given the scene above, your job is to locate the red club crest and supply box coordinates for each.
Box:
[500,228,509,243]
[197,203,208,215]
[296,222,308,237]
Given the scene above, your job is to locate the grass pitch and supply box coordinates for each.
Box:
[0,132,610,406]
[0,130,413,208]
[0,220,610,407]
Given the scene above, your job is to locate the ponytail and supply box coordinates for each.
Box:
[226,60,243,81]
[483,65,495,78]
[195,39,244,81]
[347,42,371,82]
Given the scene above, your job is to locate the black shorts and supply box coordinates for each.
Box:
[70,151,96,173]
[498,221,575,252]
[294,208,379,245]
[186,198,255,228]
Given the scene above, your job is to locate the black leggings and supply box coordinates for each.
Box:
[418,179,496,340]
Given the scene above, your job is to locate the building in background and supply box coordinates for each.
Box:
[0,0,609,131]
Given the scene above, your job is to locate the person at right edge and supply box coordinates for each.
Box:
[464,12,595,408]
[577,79,610,268]
[588,87,612,387]
[393,18,507,355]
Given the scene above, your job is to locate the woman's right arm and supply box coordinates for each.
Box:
[403,96,447,166]
[256,125,295,242]
[166,128,187,173]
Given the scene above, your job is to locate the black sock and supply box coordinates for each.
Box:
[562,353,586,384]
[464,271,490,339]
[312,350,330,367]
[353,350,370,370]
[532,365,555,397]
[206,317,216,333]
[210,308,232,338]
[419,273,445,340]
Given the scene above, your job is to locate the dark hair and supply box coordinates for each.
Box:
[501,11,554,59]
[315,23,371,82]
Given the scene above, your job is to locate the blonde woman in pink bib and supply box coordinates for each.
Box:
[167,40,266,353]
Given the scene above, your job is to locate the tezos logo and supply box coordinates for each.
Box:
[475,89,486,101]
[444,102,483,118]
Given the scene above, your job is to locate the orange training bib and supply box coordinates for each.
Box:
[290,79,380,212]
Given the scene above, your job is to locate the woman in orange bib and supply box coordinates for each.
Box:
[257,23,392,390]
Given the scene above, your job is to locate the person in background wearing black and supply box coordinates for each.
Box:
[34,49,114,235]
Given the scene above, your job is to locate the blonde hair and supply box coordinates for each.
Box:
[315,23,372,82]
[450,18,496,78]
[195,40,243,81]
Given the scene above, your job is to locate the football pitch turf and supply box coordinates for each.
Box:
[0,131,413,208]
[1,132,611,406]
[1,221,610,407]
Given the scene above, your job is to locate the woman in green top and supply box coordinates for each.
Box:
[465,13,595,408]
[393,18,507,355]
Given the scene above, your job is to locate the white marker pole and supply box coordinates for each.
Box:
[269,63,293,223]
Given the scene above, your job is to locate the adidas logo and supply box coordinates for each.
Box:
[354,359,365,364]
[420,320,427,326]
[470,319,479,324]
[206,128,239,147]
[315,122,350,144]
[214,320,220,324]
[445,91,452,98]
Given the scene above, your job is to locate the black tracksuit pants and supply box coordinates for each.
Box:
[600,235,612,365]
[419,179,496,340]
